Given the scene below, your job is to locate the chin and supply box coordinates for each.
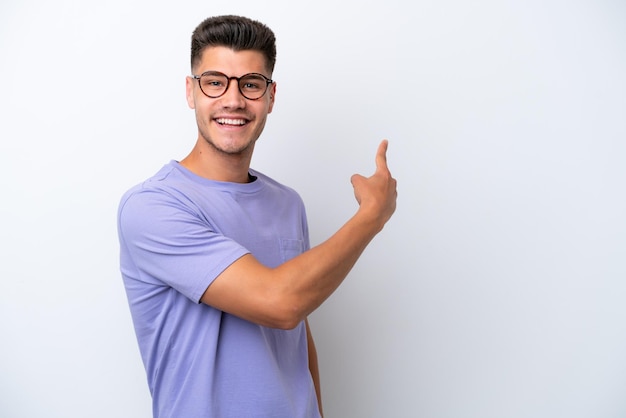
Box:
[206,137,256,156]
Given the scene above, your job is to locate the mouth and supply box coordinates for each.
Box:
[215,117,248,126]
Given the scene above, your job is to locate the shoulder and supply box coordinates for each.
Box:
[119,163,174,209]
[118,160,225,212]
[117,162,204,229]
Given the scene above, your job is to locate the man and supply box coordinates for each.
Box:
[118,15,397,418]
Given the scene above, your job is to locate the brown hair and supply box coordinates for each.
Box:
[191,15,277,73]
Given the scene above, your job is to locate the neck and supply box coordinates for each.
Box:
[180,139,254,183]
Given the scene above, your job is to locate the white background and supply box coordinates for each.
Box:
[1,1,625,417]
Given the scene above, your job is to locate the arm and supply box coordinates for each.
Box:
[306,319,323,416]
[201,140,397,329]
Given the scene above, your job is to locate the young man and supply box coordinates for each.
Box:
[118,15,397,418]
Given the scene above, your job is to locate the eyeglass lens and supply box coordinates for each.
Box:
[198,72,270,100]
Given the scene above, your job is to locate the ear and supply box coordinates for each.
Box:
[185,76,196,109]
[267,82,277,114]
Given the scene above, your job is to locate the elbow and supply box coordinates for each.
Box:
[262,297,307,330]
[268,307,306,330]
[272,318,302,331]
[254,275,310,329]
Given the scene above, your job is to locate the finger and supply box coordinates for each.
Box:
[350,173,365,187]
[350,174,365,203]
[375,139,389,173]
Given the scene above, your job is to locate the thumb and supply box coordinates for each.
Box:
[350,174,366,203]
[350,173,366,187]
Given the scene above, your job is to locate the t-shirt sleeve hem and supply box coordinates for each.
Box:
[190,247,251,303]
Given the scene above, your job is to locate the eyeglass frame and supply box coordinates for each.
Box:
[191,71,274,100]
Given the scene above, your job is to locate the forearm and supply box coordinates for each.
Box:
[274,209,383,323]
[201,210,381,329]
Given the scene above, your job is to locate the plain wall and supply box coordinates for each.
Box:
[1,1,625,417]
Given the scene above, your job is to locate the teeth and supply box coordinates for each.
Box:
[216,118,246,126]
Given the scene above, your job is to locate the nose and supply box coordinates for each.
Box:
[219,78,246,107]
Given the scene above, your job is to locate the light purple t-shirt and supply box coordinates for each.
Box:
[117,161,320,418]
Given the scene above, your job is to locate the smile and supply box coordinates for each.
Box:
[216,118,247,126]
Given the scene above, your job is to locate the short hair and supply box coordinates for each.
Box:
[190,15,277,74]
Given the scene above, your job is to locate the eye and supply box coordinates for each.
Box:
[202,78,225,87]
[243,81,261,89]
[200,73,228,90]
[240,75,266,92]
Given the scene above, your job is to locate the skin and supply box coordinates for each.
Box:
[181,45,397,417]
[183,46,276,183]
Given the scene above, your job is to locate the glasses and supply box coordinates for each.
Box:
[192,71,274,100]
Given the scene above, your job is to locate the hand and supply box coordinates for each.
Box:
[350,140,397,228]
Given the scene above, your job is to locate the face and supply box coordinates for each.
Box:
[186,46,276,156]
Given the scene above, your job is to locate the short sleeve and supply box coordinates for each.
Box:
[118,187,250,303]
